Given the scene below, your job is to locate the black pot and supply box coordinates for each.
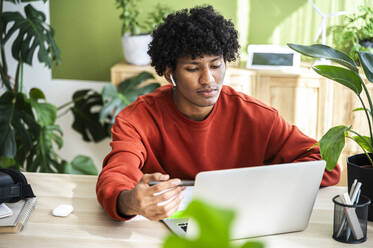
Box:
[347,153,373,221]
[359,38,373,49]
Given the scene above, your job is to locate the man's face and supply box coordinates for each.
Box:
[171,54,226,112]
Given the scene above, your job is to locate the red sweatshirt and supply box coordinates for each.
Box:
[96,84,340,220]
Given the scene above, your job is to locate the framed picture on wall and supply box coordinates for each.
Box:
[246,45,301,70]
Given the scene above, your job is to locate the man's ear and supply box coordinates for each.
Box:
[164,67,173,85]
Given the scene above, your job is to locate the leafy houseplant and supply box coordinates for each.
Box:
[163,199,264,248]
[115,0,172,65]
[288,43,373,220]
[0,0,97,175]
[329,6,373,62]
[68,71,160,143]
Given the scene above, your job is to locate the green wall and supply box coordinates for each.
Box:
[50,0,236,82]
[50,0,372,82]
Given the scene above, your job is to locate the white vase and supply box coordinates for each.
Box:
[121,33,152,66]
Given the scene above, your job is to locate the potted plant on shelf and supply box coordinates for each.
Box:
[115,0,172,65]
[288,43,373,220]
[328,5,373,63]
[0,0,97,175]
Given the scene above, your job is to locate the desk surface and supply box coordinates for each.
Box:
[0,173,372,248]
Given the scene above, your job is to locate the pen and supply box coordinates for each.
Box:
[346,187,362,241]
[336,179,358,238]
[149,180,195,187]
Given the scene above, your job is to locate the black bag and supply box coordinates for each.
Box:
[0,168,35,204]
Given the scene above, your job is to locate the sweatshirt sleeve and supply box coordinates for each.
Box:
[264,111,341,186]
[96,116,146,221]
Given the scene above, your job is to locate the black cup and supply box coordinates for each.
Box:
[332,194,371,244]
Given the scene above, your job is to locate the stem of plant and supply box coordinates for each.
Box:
[0,0,7,77]
[357,94,373,148]
[20,62,23,93]
[14,61,21,92]
[360,81,373,147]
[56,94,90,111]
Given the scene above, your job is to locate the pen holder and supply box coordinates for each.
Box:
[332,194,371,244]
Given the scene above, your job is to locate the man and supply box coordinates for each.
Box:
[96,5,340,221]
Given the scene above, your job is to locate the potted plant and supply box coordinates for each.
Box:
[288,43,373,220]
[0,0,97,175]
[329,5,373,62]
[115,0,172,65]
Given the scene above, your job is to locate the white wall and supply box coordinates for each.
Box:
[3,2,110,171]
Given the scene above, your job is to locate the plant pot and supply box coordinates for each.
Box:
[121,33,152,66]
[347,153,373,221]
[359,38,373,49]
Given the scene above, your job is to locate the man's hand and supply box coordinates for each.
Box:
[117,173,184,221]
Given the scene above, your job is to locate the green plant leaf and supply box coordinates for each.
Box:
[99,97,126,124]
[26,125,63,173]
[163,199,236,248]
[313,65,363,95]
[358,51,373,83]
[64,155,98,175]
[3,4,60,67]
[0,92,40,168]
[118,71,155,94]
[29,88,46,101]
[70,89,109,142]
[353,107,372,115]
[352,136,373,153]
[99,72,160,125]
[287,43,358,72]
[241,241,265,248]
[0,157,16,169]
[0,122,16,158]
[319,125,348,171]
[31,100,57,126]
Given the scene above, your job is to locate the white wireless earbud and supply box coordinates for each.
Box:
[170,74,176,86]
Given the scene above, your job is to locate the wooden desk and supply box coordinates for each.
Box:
[2,173,371,248]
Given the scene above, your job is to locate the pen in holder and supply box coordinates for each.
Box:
[332,194,371,244]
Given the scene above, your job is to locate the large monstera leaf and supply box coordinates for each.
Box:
[2,4,60,67]
[0,91,40,169]
[70,89,110,143]
[70,72,161,143]
[100,71,160,125]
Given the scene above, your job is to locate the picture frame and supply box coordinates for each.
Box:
[246,45,301,70]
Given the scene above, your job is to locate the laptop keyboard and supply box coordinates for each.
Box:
[178,222,188,232]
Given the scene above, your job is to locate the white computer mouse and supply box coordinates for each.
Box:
[52,204,73,217]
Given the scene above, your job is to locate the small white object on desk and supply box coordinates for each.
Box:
[52,204,73,217]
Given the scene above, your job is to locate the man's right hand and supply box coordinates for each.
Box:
[117,173,185,221]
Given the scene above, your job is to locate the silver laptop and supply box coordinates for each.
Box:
[162,160,326,239]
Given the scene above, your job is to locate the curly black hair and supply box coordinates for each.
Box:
[148,5,240,76]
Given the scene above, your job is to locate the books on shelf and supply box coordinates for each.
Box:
[0,197,37,233]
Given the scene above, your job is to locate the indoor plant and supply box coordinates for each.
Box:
[0,0,97,175]
[329,5,373,62]
[288,43,373,220]
[115,0,172,65]
[65,71,160,142]
[163,199,264,248]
